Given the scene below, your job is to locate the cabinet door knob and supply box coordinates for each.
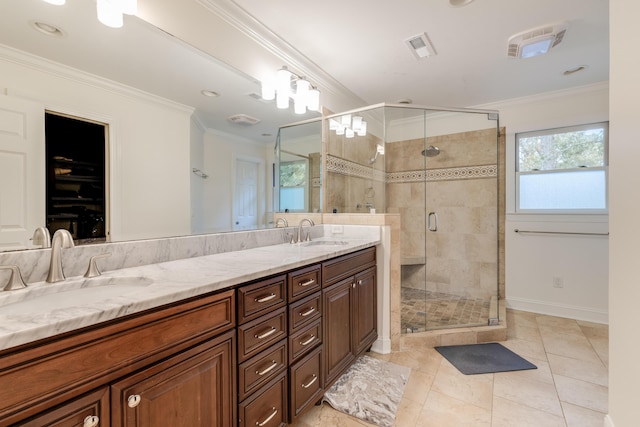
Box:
[83,416,100,427]
[127,394,141,408]
[352,282,356,288]
[256,407,278,426]
[357,279,363,285]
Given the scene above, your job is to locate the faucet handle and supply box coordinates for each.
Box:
[0,265,27,291]
[84,253,111,278]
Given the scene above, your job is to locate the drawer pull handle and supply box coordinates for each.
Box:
[299,307,316,317]
[300,334,316,346]
[301,374,318,389]
[83,416,100,427]
[255,293,277,303]
[127,394,141,408]
[256,360,278,376]
[255,326,277,339]
[298,278,315,287]
[256,407,278,426]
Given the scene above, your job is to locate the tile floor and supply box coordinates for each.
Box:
[401,287,491,332]
[293,309,609,427]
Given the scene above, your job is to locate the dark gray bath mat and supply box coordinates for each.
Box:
[435,342,537,375]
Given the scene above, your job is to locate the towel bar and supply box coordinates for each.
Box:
[514,229,609,236]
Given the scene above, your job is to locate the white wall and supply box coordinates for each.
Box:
[486,84,610,323]
[0,47,193,242]
[200,129,273,233]
[608,1,640,425]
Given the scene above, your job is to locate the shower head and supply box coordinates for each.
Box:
[421,145,440,157]
[369,152,379,164]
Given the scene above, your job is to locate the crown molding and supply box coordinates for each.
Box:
[0,43,194,114]
[196,0,365,110]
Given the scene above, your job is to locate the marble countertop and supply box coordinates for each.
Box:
[0,237,379,351]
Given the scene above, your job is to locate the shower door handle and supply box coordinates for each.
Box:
[428,212,438,232]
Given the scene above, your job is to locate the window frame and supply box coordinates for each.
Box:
[515,122,609,214]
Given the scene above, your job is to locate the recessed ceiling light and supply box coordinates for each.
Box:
[449,0,475,6]
[563,65,588,76]
[396,98,413,104]
[200,90,220,97]
[30,21,65,37]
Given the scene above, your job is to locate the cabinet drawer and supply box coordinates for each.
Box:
[288,264,321,302]
[289,346,323,422]
[238,275,287,324]
[238,373,287,427]
[322,247,376,286]
[238,339,287,402]
[288,292,322,333]
[289,319,322,364]
[238,307,288,363]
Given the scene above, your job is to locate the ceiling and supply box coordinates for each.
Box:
[0,0,609,142]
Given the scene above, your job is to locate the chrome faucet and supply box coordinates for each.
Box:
[46,229,75,283]
[275,217,288,228]
[295,218,315,243]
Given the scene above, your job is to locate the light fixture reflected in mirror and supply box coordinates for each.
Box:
[262,66,321,114]
[329,115,367,138]
[43,0,137,29]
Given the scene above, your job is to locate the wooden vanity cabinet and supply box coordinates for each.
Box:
[0,289,236,427]
[322,247,377,389]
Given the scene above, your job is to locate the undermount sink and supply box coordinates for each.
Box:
[0,276,153,316]
[300,240,349,247]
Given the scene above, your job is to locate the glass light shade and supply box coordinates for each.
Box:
[276,67,292,92]
[296,79,310,99]
[336,125,345,136]
[341,114,351,127]
[351,116,363,132]
[276,90,289,109]
[261,82,275,101]
[293,97,306,114]
[346,128,355,138]
[42,0,66,5]
[357,121,367,136]
[307,88,320,111]
[120,0,137,15]
[97,0,123,28]
[329,119,339,130]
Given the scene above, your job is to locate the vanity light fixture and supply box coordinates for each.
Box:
[261,66,320,114]
[329,114,367,138]
[42,0,137,28]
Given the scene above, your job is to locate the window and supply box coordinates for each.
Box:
[516,122,608,213]
[279,160,307,212]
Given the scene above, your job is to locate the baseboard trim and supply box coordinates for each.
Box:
[506,297,608,324]
[371,337,391,354]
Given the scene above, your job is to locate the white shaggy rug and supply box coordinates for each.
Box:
[323,355,411,427]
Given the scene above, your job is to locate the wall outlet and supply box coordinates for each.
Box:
[553,277,564,288]
[332,225,344,234]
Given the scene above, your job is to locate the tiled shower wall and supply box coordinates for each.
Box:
[387,128,500,300]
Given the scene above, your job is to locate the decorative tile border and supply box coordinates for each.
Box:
[387,164,497,183]
[327,154,496,183]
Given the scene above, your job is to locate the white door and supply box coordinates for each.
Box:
[0,95,45,251]
[233,159,259,230]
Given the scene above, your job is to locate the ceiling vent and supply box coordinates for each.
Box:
[507,22,568,59]
[404,33,437,59]
[227,114,261,126]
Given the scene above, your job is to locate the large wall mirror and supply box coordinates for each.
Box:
[0,0,320,252]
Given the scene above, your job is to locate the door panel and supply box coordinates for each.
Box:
[0,95,45,250]
[233,159,259,230]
